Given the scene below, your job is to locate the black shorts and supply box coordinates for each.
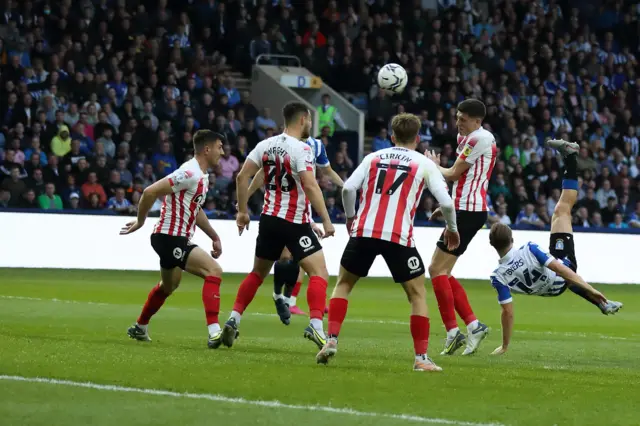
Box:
[549,232,577,272]
[341,237,425,283]
[436,210,487,256]
[150,233,198,270]
[255,214,322,262]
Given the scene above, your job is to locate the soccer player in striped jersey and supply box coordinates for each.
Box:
[488,139,622,355]
[246,136,344,322]
[425,99,496,356]
[121,130,227,348]
[222,102,336,350]
[317,113,459,372]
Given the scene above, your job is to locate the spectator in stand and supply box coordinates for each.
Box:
[317,94,347,137]
[601,197,621,226]
[38,183,63,210]
[107,187,135,215]
[151,141,178,178]
[81,172,107,208]
[50,125,72,158]
[516,203,545,229]
[372,128,392,152]
[21,189,39,209]
[609,213,629,229]
[218,143,239,184]
[1,166,26,207]
[255,108,276,140]
[0,189,11,208]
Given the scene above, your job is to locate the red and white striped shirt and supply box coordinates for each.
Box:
[248,133,315,224]
[343,147,453,247]
[452,127,497,212]
[153,158,209,239]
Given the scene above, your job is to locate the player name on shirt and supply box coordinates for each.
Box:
[153,158,209,239]
[453,127,497,212]
[247,133,314,224]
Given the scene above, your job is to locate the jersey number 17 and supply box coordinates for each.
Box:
[374,163,410,196]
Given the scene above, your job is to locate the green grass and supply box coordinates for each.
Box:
[0,268,638,426]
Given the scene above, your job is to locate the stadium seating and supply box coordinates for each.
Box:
[1,0,639,233]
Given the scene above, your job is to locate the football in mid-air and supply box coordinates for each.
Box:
[377,63,408,94]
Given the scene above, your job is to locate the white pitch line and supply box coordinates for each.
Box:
[0,375,504,426]
[0,295,635,341]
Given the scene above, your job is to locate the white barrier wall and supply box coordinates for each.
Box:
[0,212,637,284]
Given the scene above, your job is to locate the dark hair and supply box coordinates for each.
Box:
[489,223,513,252]
[391,113,421,145]
[193,129,224,153]
[457,99,486,119]
[282,102,309,126]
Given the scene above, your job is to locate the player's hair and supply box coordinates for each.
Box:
[457,99,486,120]
[391,113,421,145]
[489,223,513,252]
[282,102,310,126]
[193,130,225,154]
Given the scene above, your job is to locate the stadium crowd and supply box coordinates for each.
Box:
[1,0,640,231]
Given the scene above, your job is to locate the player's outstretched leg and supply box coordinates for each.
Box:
[448,275,488,355]
[299,250,330,350]
[222,257,273,348]
[546,139,623,315]
[185,247,224,349]
[316,267,358,365]
[128,268,182,342]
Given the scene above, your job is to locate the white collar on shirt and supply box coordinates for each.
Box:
[499,247,516,264]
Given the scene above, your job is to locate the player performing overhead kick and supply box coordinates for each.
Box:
[223,102,335,350]
[121,130,227,348]
[246,136,343,323]
[317,113,460,372]
[488,139,623,355]
[425,99,496,356]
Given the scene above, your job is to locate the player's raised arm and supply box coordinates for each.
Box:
[120,171,193,235]
[236,153,262,235]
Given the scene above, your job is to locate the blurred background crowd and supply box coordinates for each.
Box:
[1,0,640,231]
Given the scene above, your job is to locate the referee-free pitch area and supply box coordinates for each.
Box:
[0,269,638,426]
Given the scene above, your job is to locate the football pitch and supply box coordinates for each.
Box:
[0,268,638,426]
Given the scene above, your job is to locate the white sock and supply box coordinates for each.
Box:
[230,310,242,325]
[467,319,479,331]
[310,318,325,338]
[207,323,221,335]
[136,323,148,332]
[289,296,297,307]
[273,292,283,301]
[415,354,426,362]
[446,327,460,338]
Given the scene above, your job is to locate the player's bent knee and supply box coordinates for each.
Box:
[204,261,223,278]
[553,203,571,218]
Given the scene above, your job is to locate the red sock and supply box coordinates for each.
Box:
[292,281,302,297]
[327,298,348,337]
[410,315,430,355]
[449,276,477,325]
[202,276,221,326]
[306,276,328,320]
[431,275,458,331]
[232,272,263,314]
[137,283,170,325]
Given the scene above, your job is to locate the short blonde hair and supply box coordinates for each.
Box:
[391,113,421,145]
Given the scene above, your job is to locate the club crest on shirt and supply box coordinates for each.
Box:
[555,239,564,250]
[174,170,193,185]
